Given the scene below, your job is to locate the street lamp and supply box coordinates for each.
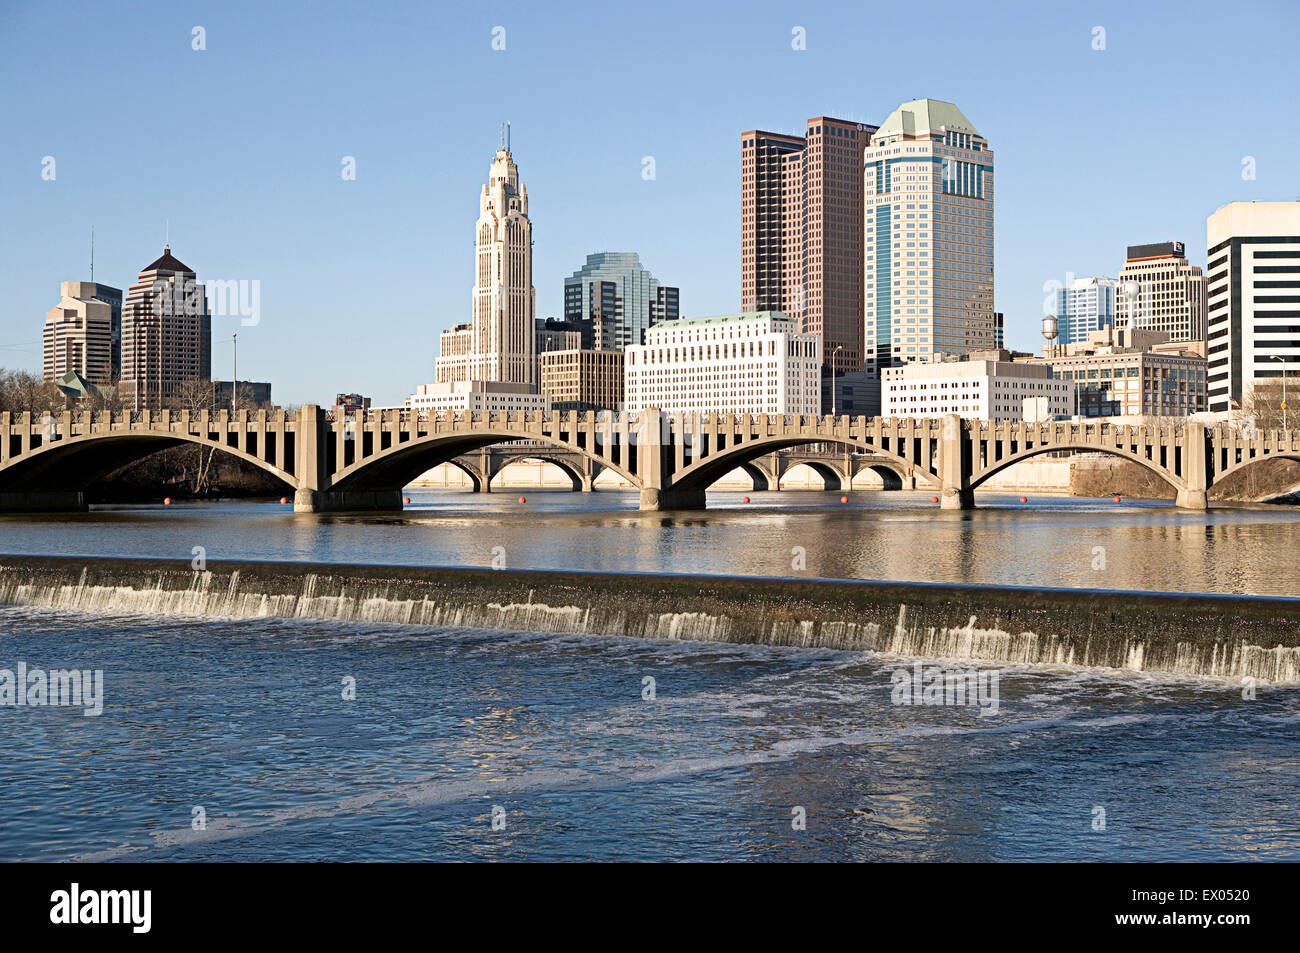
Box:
[1272,354,1287,431]
[831,344,844,416]
[231,332,237,416]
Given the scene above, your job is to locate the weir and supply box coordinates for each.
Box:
[1,555,1298,683]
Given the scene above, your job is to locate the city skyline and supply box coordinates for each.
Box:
[2,0,1298,405]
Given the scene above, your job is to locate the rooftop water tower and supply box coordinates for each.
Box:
[1042,315,1059,358]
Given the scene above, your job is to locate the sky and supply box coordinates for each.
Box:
[2,0,1298,406]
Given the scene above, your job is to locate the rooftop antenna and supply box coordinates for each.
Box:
[90,225,94,282]
[507,120,511,152]
[499,122,505,152]
[165,219,170,250]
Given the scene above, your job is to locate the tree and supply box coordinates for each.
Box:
[1245,377,1292,432]
[0,368,64,416]
[167,378,222,495]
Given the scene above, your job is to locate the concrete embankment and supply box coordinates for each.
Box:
[1,554,1298,682]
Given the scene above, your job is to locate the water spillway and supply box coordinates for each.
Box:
[1,554,1298,683]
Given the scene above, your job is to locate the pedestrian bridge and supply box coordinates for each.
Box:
[0,406,1292,512]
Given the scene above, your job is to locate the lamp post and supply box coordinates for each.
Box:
[231,332,237,416]
[831,344,844,416]
[1272,354,1287,431]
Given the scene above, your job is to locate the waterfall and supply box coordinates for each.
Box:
[2,555,1299,683]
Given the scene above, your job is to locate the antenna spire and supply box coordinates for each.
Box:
[507,120,511,152]
[90,225,94,282]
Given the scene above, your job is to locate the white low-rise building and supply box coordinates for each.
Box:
[623,311,821,414]
[406,380,550,413]
[883,350,1074,420]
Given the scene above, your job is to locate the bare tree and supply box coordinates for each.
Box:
[0,369,64,416]
[1245,378,1292,431]
[168,378,222,495]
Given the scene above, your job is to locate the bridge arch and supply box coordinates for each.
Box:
[670,436,938,497]
[0,430,299,499]
[737,461,772,491]
[419,457,484,492]
[487,453,588,492]
[1210,451,1300,488]
[852,464,906,491]
[968,444,1184,493]
[780,459,845,491]
[328,430,638,496]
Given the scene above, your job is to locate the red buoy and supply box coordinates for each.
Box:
[742,496,750,503]
[1020,496,1028,503]
[404,496,411,504]
[163,497,171,505]
[279,496,288,504]
[840,495,848,503]
[1113,496,1122,503]
[518,496,526,504]
[931,496,939,503]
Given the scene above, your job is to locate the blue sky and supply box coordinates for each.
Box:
[2,0,1297,405]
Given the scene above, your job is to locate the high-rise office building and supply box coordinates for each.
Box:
[436,136,536,388]
[1114,242,1206,343]
[563,252,678,350]
[43,281,113,385]
[1055,277,1117,345]
[120,245,211,409]
[863,99,995,372]
[1205,202,1300,412]
[741,116,877,376]
[68,281,123,376]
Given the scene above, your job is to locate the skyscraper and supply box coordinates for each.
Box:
[43,281,113,386]
[1115,242,1206,343]
[119,245,211,409]
[1205,202,1300,412]
[1055,277,1117,345]
[562,252,678,350]
[863,99,995,371]
[436,135,536,388]
[741,116,877,376]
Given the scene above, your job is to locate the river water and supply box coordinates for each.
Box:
[2,488,1300,594]
[2,489,1299,861]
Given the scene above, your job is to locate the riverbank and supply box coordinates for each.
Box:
[2,554,1297,682]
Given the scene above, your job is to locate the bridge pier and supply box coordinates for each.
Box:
[1176,422,1209,510]
[639,486,706,511]
[940,487,974,510]
[938,414,974,510]
[0,491,87,512]
[294,488,403,513]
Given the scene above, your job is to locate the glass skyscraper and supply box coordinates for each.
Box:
[563,252,678,350]
[1055,277,1117,345]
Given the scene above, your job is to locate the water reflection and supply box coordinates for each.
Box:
[1,489,1299,596]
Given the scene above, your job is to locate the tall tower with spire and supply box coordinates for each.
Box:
[436,131,537,388]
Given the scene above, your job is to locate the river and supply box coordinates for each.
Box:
[1,489,1298,861]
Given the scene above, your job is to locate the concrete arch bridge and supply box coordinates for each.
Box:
[0,407,1290,512]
